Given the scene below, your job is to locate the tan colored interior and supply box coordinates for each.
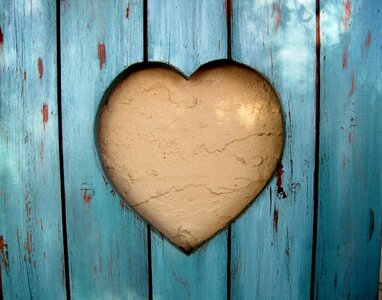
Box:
[98,63,283,252]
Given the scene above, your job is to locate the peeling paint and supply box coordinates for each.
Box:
[342,48,348,69]
[26,232,32,255]
[348,70,355,97]
[272,2,282,31]
[126,2,130,19]
[38,57,43,79]
[343,0,351,31]
[273,206,279,233]
[83,191,92,203]
[276,163,287,198]
[41,103,49,129]
[365,32,371,48]
[98,43,106,70]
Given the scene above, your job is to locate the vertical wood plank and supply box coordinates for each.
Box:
[231,0,316,298]
[147,1,228,298]
[315,0,382,298]
[0,1,66,299]
[60,1,148,298]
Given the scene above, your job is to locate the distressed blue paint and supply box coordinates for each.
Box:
[230,0,316,299]
[60,1,148,299]
[148,0,227,77]
[315,0,382,298]
[148,0,228,299]
[0,1,66,299]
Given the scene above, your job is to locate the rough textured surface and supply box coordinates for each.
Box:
[0,1,66,299]
[60,1,149,298]
[230,0,316,298]
[98,63,283,251]
[315,0,382,298]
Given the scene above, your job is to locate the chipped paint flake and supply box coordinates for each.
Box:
[126,2,130,19]
[41,103,48,129]
[348,70,355,97]
[98,43,106,70]
[343,0,351,31]
[38,57,43,79]
[273,206,279,233]
[276,163,287,199]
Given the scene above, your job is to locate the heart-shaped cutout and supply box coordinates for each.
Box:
[96,61,284,253]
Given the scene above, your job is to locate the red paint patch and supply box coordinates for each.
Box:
[348,70,355,97]
[38,57,43,79]
[342,48,348,69]
[0,236,9,273]
[0,27,3,45]
[343,0,351,31]
[126,2,130,19]
[365,32,371,48]
[24,71,27,81]
[41,103,48,129]
[276,163,287,199]
[98,43,106,70]
[83,191,92,203]
[272,2,282,31]
[273,206,279,233]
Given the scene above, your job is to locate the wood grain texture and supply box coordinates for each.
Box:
[0,1,66,299]
[147,0,229,298]
[60,1,148,298]
[315,0,382,298]
[230,0,316,298]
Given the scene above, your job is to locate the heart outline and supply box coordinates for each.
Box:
[94,59,285,255]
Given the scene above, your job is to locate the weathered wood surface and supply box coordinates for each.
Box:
[60,1,148,298]
[230,0,316,298]
[147,0,229,299]
[1,0,381,299]
[314,0,382,298]
[0,1,66,299]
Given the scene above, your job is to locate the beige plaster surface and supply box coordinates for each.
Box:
[98,64,283,252]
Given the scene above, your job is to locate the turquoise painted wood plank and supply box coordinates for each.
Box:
[0,1,66,299]
[230,0,316,298]
[314,0,382,298]
[60,1,148,298]
[147,1,228,298]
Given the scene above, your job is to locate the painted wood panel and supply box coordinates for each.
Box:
[147,0,229,298]
[60,1,148,298]
[0,1,66,299]
[314,0,382,298]
[230,0,316,298]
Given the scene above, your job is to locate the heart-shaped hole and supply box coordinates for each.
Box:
[96,61,284,253]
